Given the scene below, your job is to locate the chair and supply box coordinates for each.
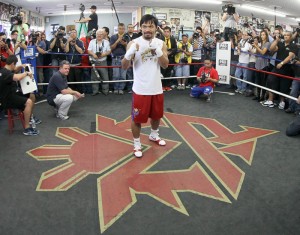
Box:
[7,109,25,134]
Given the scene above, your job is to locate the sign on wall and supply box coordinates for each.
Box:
[216,42,231,85]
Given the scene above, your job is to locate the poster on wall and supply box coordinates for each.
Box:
[0,2,10,21]
[216,41,231,84]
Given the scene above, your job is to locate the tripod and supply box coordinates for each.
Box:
[77,11,88,38]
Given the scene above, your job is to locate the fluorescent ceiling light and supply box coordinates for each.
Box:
[296,18,300,21]
[50,9,114,16]
[189,0,222,4]
[241,5,286,17]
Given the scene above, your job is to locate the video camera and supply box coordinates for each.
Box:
[222,4,236,15]
[31,33,40,44]
[180,57,188,63]
[200,73,207,83]
[79,3,85,12]
[122,34,131,43]
[193,32,199,39]
[56,29,65,39]
[10,7,23,26]
[96,46,103,58]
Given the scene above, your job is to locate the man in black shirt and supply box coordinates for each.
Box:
[46,60,84,120]
[0,55,39,135]
[263,32,298,109]
[49,26,67,75]
[75,5,98,33]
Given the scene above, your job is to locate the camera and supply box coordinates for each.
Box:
[79,3,85,12]
[200,73,207,83]
[193,32,199,39]
[96,47,103,58]
[222,4,235,15]
[31,33,39,44]
[122,34,130,43]
[56,30,64,39]
[11,14,23,25]
[180,58,188,63]
[181,45,187,51]
[248,38,254,44]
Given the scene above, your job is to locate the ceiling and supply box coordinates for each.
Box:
[3,0,300,25]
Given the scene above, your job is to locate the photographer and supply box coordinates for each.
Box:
[110,23,128,94]
[234,31,252,94]
[189,26,206,80]
[80,30,95,94]
[124,24,138,93]
[49,26,67,74]
[252,30,271,101]
[262,32,297,109]
[88,29,111,96]
[74,5,98,33]
[190,57,219,102]
[285,48,300,114]
[160,26,177,91]
[222,5,239,41]
[174,34,193,89]
[32,32,47,94]
[65,29,85,93]
[11,12,29,42]
[0,32,13,68]
[10,30,27,59]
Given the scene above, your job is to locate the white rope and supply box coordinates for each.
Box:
[230,75,298,101]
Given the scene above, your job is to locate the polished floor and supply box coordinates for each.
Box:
[0,86,299,235]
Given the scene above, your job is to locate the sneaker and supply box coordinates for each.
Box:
[57,114,69,120]
[278,101,285,110]
[29,116,42,125]
[182,85,186,90]
[235,89,240,93]
[206,94,211,102]
[190,94,196,98]
[177,85,182,90]
[262,100,274,108]
[285,108,294,114]
[119,90,124,95]
[149,135,166,146]
[114,90,119,94]
[23,127,39,136]
[133,147,143,158]
[186,84,191,89]
[171,84,177,89]
[128,90,133,94]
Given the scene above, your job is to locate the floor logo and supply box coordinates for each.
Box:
[27,113,277,233]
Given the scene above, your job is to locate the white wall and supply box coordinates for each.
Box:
[45,13,132,39]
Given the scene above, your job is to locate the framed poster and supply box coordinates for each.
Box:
[154,13,167,20]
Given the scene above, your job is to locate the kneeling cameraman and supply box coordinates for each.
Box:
[190,57,219,102]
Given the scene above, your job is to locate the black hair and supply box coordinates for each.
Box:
[0,32,5,37]
[196,26,203,32]
[163,26,171,32]
[140,14,158,27]
[6,55,18,65]
[11,30,18,35]
[102,26,109,35]
[204,56,212,62]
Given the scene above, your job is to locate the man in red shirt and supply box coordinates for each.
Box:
[80,34,93,94]
[190,57,219,102]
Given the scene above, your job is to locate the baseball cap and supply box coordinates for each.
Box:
[90,5,97,9]
[58,26,65,31]
[182,33,188,38]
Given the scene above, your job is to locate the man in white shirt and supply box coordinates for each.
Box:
[234,31,252,94]
[122,14,169,158]
[88,29,111,95]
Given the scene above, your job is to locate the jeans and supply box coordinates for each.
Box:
[51,58,59,76]
[175,64,190,77]
[126,66,133,91]
[286,115,300,137]
[235,62,249,91]
[91,61,109,94]
[82,68,93,94]
[112,58,127,91]
[288,79,300,112]
[68,66,83,93]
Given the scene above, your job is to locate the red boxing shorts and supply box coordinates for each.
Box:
[131,93,164,123]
